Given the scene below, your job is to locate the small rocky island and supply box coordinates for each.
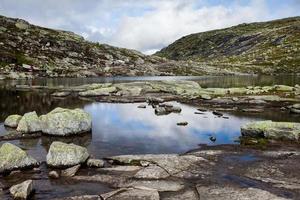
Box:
[0,12,299,200]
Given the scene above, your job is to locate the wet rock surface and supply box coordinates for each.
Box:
[46,141,89,167]
[0,143,39,174]
[9,179,33,200]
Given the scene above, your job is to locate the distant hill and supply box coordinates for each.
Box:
[155,17,300,74]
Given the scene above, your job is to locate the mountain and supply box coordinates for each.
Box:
[155,17,300,74]
[1,15,235,78]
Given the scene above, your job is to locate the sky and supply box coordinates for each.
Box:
[0,0,299,54]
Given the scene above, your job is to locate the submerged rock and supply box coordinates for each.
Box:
[4,114,22,128]
[0,143,39,174]
[46,142,89,167]
[48,170,60,179]
[40,108,92,136]
[177,122,188,126]
[241,121,300,141]
[9,180,33,200]
[16,111,41,133]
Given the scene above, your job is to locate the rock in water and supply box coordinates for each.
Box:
[0,143,39,174]
[241,121,300,141]
[46,142,89,167]
[48,171,60,179]
[87,159,105,168]
[40,108,92,136]
[4,114,22,128]
[16,111,41,133]
[177,122,188,126]
[9,180,33,200]
[61,164,81,177]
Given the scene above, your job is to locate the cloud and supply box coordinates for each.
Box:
[0,0,299,54]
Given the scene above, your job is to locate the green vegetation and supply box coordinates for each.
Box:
[155,17,300,74]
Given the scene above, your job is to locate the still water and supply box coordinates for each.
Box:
[0,75,299,199]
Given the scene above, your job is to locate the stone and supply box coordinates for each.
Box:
[4,114,22,128]
[87,158,105,168]
[134,165,170,179]
[9,180,33,200]
[162,189,199,200]
[0,143,39,174]
[200,94,212,100]
[177,122,188,126]
[61,164,81,177]
[101,187,160,200]
[51,91,71,97]
[78,86,117,97]
[241,121,300,141]
[101,166,142,172]
[137,104,147,109]
[40,108,92,136]
[54,195,101,200]
[196,185,288,200]
[212,111,223,116]
[16,111,41,133]
[147,97,164,104]
[274,85,294,92]
[125,180,185,192]
[48,171,60,179]
[46,142,89,167]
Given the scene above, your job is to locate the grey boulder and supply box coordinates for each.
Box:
[9,180,33,200]
[16,111,41,133]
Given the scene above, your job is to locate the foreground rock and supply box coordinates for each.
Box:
[196,185,288,200]
[101,187,160,200]
[16,111,41,133]
[61,164,81,177]
[86,159,105,168]
[46,142,89,167]
[9,180,33,200]
[241,121,300,141]
[4,114,22,128]
[40,108,92,136]
[0,143,39,174]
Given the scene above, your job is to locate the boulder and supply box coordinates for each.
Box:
[241,121,300,141]
[40,108,92,136]
[0,143,39,174]
[87,159,105,168]
[4,114,22,128]
[9,180,33,200]
[46,142,89,167]
[16,111,41,133]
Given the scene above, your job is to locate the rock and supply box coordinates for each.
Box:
[48,171,60,179]
[162,189,199,200]
[9,180,33,200]
[101,166,142,172]
[147,97,164,104]
[159,103,173,108]
[107,154,207,177]
[4,114,22,128]
[61,164,81,177]
[134,165,170,179]
[196,185,288,200]
[241,121,300,141]
[137,104,147,109]
[86,159,105,168]
[0,143,39,174]
[209,136,216,142]
[125,180,185,192]
[54,195,101,200]
[177,122,188,126]
[78,86,117,97]
[200,94,212,100]
[241,108,264,113]
[40,108,92,136]
[46,142,89,167]
[232,97,239,101]
[101,187,160,200]
[290,108,300,114]
[212,111,223,116]
[51,92,71,97]
[16,111,41,133]
[274,85,294,92]
[155,106,182,115]
[197,108,208,112]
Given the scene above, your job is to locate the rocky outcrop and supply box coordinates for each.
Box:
[46,142,89,167]
[156,17,300,74]
[40,108,92,136]
[101,187,160,200]
[241,121,300,141]
[4,114,22,127]
[0,143,39,174]
[9,180,33,200]
[16,111,41,133]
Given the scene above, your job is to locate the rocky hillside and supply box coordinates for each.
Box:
[1,15,235,78]
[156,17,300,74]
